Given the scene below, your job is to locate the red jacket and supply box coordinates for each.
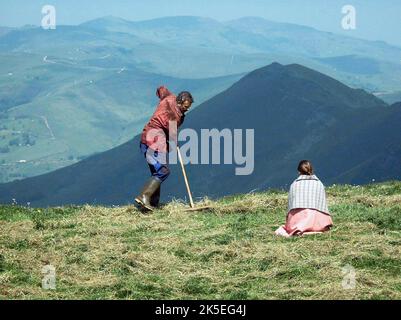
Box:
[141,86,185,152]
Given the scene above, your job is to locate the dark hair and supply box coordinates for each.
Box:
[176,91,194,104]
[297,160,313,175]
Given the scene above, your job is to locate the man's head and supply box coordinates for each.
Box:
[176,91,194,113]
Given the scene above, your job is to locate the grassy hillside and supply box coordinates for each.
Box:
[0,181,400,300]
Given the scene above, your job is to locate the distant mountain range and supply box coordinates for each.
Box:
[80,15,401,88]
[1,15,401,183]
[1,63,399,207]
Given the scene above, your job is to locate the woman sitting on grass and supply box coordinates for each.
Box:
[275,160,333,237]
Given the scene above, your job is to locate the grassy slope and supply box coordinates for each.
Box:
[0,181,400,300]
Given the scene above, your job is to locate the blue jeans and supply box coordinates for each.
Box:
[140,142,170,182]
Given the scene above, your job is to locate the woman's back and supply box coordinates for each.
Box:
[275,160,333,237]
[288,174,329,214]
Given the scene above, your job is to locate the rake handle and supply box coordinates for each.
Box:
[177,146,195,208]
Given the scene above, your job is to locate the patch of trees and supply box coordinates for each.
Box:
[21,133,36,146]
[0,146,10,153]
[8,138,19,146]
[7,133,36,147]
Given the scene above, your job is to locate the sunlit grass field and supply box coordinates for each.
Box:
[0,181,400,299]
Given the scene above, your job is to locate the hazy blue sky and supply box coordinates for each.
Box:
[1,0,400,47]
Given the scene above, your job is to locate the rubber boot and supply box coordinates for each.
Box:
[150,185,161,208]
[135,177,161,212]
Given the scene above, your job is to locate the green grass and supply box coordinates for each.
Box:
[0,181,400,300]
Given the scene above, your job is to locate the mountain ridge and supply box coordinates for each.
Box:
[0,62,399,206]
[81,15,401,51]
[2,15,401,184]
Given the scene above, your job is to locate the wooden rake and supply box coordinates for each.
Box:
[177,146,212,212]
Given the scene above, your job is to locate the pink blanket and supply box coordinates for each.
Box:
[275,208,333,237]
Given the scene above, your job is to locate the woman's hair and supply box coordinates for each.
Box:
[176,91,194,104]
[297,160,314,175]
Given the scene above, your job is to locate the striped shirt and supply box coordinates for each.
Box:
[288,175,330,214]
